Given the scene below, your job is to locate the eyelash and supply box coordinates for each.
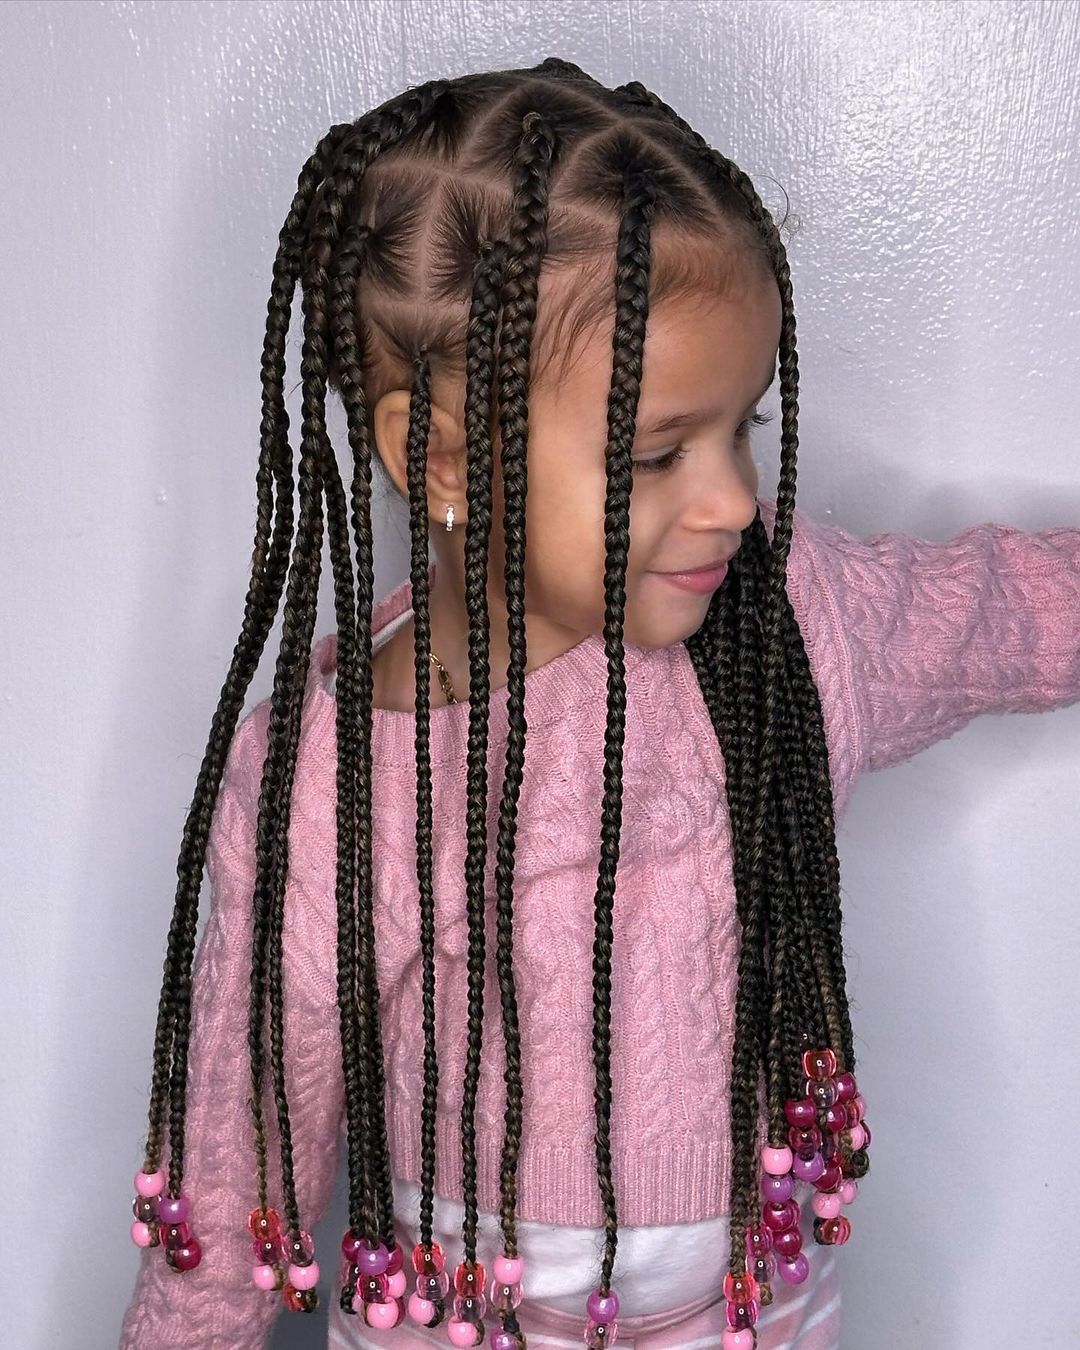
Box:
[633,410,775,474]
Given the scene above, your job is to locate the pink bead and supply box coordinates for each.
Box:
[490,1333,518,1350]
[849,1123,867,1150]
[587,1289,620,1323]
[289,1260,319,1290]
[387,1269,408,1298]
[253,1263,278,1291]
[366,1299,401,1330]
[447,1318,482,1346]
[812,1191,842,1219]
[840,1180,858,1204]
[130,1220,154,1247]
[721,1331,755,1350]
[135,1170,166,1198]
[775,1253,810,1285]
[407,1293,436,1325]
[761,1145,793,1176]
[494,1254,524,1285]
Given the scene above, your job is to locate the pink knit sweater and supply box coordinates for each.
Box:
[119,498,1080,1349]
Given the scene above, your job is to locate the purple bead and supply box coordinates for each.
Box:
[358,1242,389,1276]
[489,1333,517,1350]
[775,1253,810,1285]
[587,1289,620,1323]
[158,1193,190,1224]
[761,1172,794,1204]
[791,1151,826,1184]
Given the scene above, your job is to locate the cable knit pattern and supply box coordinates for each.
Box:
[119,498,1080,1348]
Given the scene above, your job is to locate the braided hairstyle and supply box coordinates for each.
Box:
[129,57,868,1348]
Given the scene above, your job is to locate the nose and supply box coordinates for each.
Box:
[685,457,759,539]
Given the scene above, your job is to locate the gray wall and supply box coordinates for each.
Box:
[3,2,1078,1346]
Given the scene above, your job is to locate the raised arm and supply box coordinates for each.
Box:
[118,712,345,1349]
[798,511,1080,777]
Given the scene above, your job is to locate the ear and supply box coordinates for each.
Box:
[372,388,468,519]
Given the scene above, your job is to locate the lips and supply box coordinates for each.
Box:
[657,554,733,575]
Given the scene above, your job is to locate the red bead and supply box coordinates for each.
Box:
[342,1230,364,1263]
[283,1282,319,1312]
[723,1272,760,1303]
[253,1235,284,1263]
[784,1096,818,1128]
[725,1296,761,1329]
[745,1224,773,1257]
[248,1207,282,1240]
[773,1226,803,1259]
[816,1215,852,1245]
[823,1104,849,1134]
[132,1195,158,1224]
[833,1072,857,1103]
[761,1200,799,1232]
[360,1273,390,1303]
[815,1161,844,1192]
[167,1238,202,1272]
[804,1077,837,1108]
[412,1241,446,1275]
[802,1048,837,1080]
[284,1230,315,1266]
[454,1261,486,1297]
[160,1221,192,1250]
[787,1123,822,1154]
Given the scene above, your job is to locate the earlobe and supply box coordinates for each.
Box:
[372,388,469,518]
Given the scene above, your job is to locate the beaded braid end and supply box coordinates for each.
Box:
[721,1044,872,1348]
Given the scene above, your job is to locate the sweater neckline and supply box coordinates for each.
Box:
[304,560,645,767]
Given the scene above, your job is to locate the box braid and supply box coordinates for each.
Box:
[129,57,870,1348]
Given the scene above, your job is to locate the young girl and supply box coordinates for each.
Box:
[118,59,1080,1350]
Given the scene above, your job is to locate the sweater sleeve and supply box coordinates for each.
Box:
[118,711,346,1349]
[800,513,1080,776]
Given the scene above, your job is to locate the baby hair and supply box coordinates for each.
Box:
[128,56,869,1350]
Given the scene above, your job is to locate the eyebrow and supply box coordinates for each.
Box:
[636,367,777,437]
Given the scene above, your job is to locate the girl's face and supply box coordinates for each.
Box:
[374,260,782,667]
[497,267,783,651]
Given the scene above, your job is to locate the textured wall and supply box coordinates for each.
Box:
[3,2,1078,1347]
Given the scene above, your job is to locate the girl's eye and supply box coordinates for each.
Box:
[632,409,775,474]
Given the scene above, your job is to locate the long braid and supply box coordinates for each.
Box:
[588,165,658,1299]
[469,111,555,1286]
[146,121,350,1196]
[327,218,380,1242]
[461,245,506,1244]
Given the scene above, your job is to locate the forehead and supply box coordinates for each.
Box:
[541,276,782,422]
